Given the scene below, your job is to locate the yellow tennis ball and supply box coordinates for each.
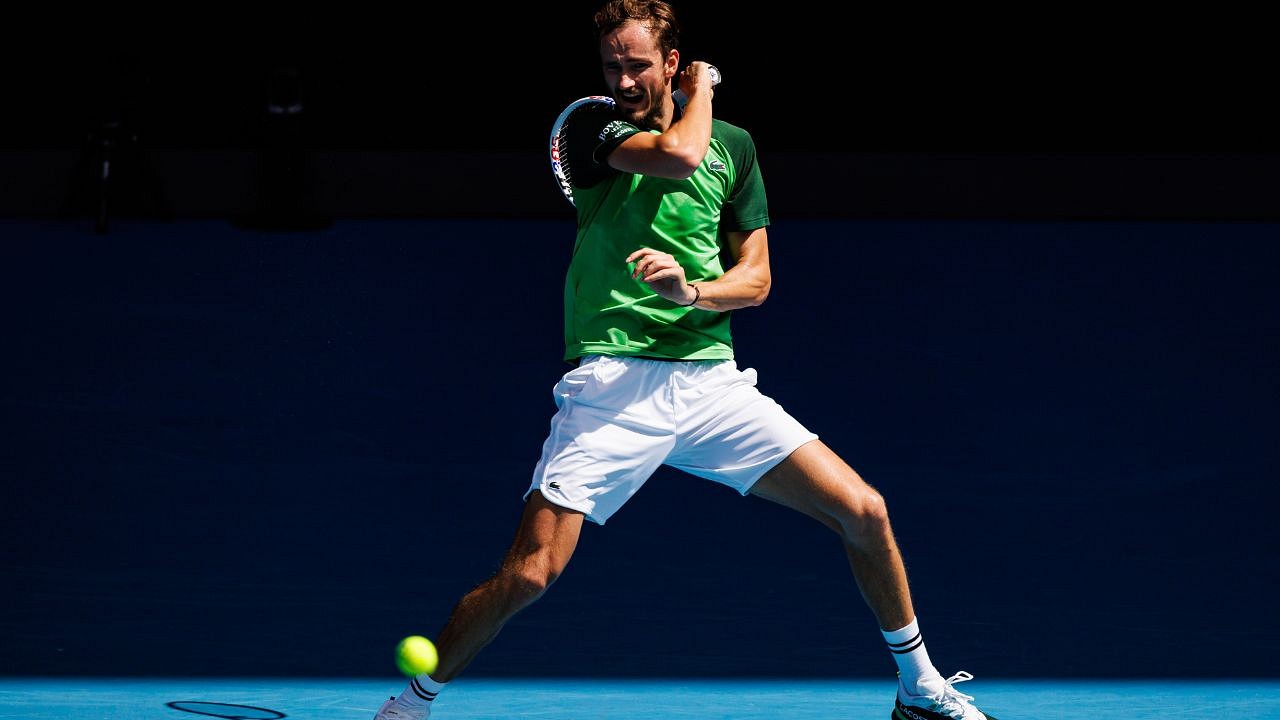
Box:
[395,635,439,677]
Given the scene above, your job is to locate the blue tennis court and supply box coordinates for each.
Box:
[3,678,1278,719]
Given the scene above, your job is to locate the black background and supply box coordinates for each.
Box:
[4,6,1275,154]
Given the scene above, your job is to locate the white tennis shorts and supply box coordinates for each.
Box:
[525,354,819,524]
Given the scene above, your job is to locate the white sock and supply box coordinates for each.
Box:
[396,674,445,708]
[882,617,943,693]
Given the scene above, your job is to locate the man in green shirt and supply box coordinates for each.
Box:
[375,2,995,719]
[559,74,769,361]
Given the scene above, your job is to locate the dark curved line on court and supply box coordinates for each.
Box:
[166,700,287,719]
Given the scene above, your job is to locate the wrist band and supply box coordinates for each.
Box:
[682,283,700,307]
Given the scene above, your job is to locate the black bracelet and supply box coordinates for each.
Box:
[682,283,700,307]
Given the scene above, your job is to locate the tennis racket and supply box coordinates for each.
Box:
[549,65,721,207]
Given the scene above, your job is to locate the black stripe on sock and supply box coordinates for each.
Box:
[411,678,438,701]
[886,632,921,649]
[889,637,924,654]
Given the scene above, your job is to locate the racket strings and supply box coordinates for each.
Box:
[557,130,574,184]
[551,97,615,207]
[553,128,574,203]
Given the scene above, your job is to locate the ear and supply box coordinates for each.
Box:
[665,49,680,82]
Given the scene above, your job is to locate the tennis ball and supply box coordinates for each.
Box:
[395,635,439,677]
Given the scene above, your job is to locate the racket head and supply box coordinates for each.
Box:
[549,95,615,207]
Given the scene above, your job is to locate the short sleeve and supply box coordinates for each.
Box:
[717,123,769,232]
[566,103,641,190]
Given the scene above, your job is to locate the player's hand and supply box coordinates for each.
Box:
[676,61,716,102]
[626,248,697,306]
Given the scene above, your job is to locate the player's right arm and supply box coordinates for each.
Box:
[606,63,715,179]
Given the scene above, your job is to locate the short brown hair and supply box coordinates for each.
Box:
[594,0,681,58]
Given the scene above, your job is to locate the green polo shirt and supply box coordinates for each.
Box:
[562,104,769,362]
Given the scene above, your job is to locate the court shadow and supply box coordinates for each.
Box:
[166,701,286,719]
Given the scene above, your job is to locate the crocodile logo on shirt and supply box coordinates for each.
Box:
[708,160,727,172]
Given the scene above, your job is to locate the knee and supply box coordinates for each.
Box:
[503,554,562,603]
[832,476,890,536]
[511,569,551,602]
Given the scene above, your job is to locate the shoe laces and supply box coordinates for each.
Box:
[378,697,429,720]
[927,671,978,717]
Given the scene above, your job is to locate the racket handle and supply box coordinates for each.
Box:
[673,65,721,109]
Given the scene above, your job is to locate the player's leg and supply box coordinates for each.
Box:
[376,357,679,719]
[436,354,666,676]
[748,440,913,631]
[433,489,584,680]
[666,363,915,630]
[666,361,994,718]
[750,442,994,719]
[375,490,584,720]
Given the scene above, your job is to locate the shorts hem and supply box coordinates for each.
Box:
[733,433,820,496]
[523,484,604,525]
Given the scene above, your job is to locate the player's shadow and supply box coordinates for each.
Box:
[166,701,287,719]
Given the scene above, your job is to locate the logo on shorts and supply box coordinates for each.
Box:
[549,482,561,489]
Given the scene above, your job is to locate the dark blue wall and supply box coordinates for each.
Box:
[2,218,1277,678]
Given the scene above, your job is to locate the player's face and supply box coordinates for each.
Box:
[600,21,677,129]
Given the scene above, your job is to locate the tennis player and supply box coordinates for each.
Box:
[376,2,995,718]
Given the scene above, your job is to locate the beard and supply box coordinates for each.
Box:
[617,90,666,131]
[636,103,665,130]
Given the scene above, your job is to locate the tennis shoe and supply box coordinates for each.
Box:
[374,695,429,720]
[892,671,996,720]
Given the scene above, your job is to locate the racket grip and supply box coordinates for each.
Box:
[673,65,721,109]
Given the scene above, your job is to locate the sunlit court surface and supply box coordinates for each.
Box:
[3,216,1276,720]
[2,678,1279,719]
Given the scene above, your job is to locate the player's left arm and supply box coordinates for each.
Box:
[627,226,771,312]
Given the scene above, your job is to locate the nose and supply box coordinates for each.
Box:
[618,73,636,90]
